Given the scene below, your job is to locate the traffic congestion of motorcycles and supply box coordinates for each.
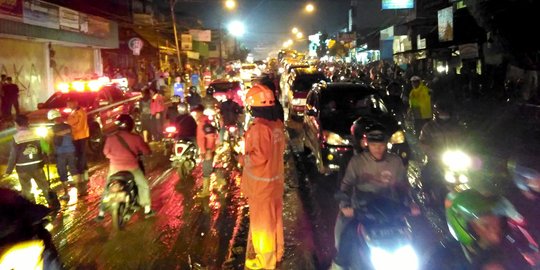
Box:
[2,50,540,270]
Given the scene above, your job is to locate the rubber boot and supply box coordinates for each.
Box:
[196,177,211,198]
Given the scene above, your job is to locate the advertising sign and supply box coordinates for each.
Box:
[0,0,23,21]
[87,14,110,38]
[181,34,192,51]
[438,6,453,42]
[59,7,79,32]
[189,29,211,42]
[128,37,144,55]
[382,0,414,10]
[23,0,59,29]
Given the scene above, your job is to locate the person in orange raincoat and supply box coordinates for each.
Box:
[191,104,218,197]
[241,84,286,270]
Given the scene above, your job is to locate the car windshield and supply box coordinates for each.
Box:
[320,88,384,134]
[42,91,100,109]
[210,82,240,93]
[293,73,326,92]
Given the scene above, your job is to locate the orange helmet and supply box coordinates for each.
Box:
[245,84,275,107]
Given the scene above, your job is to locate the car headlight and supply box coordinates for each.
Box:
[35,126,49,138]
[323,130,350,146]
[370,245,418,270]
[442,150,471,171]
[390,130,405,144]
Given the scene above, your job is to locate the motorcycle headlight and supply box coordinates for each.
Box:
[203,108,216,116]
[0,240,44,269]
[442,150,471,171]
[389,130,405,144]
[370,245,418,270]
[323,130,350,146]
[35,126,49,138]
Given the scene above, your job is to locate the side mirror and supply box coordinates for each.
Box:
[99,100,110,106]
[37,103,44,109]
[305,109,317,116]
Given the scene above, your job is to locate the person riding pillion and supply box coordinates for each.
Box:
[95,114,154,220]
[4,115,60,210]
[241,84,286,270]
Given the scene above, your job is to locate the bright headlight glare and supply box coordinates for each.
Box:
[445,171,457,183]
[35,126,48,138]
[0,240,44,269]
[459,174,468,183]
[390,130,405,144]
[323,130,349,145]
[442,150,471,171]
[370,245,418,270]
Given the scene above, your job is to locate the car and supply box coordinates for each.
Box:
[27,78,141,153]
[205,79,245,106]
[278,63,312,95]
[239,64,261,82]
[303,82,410,175]
[283,67,327,120]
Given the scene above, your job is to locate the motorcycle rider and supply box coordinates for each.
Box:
[3,115,60,211]
[174,103,197,141]
[191,104,218,198]
[333,124,415,269]
[95,114,154,220]
[219,91,243,141]
[186,86,202,108]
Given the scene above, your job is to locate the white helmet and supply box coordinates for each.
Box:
[47,109,61,120]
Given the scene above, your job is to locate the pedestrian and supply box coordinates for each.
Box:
[408,75,432,136]
[3,115,60,210]
[0,74,6,119]
[66,98,90,196]
[241,84,285,269]
[95,114,154,220]
[150,87,165,141]
[47,109,79,201]
[139,88,153,142]
[191,104,218,198]
[2,77,20,118]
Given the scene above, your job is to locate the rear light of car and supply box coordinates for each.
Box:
[165,126,177,133]
[176,146,184,154]
[228,126,237,133]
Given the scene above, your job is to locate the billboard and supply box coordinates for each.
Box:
[382,0,414,10]
[59,7,79,32]
[438,6,453,42]
[0,0,23,21]
[181,34,192,51]
[189,29,211,42]
[23,0,59,29]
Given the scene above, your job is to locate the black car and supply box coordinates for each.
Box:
[303,82,410,175]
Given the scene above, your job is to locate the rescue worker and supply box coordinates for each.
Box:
[150,87,166,141]
[95,114,154,220]
[48,109,79,200]
[66,98,89,196]
[333,125,415,269]
[3,115,60,210]
[408,75,432,136]
[174,103,197,141]
[191,104,218,197]
[241,84,285,270]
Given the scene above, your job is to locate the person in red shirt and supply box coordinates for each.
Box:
[191,104,218,197]
[150,87,166,140]
[95,114,154,220]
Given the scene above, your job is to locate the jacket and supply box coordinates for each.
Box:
[67,107,89,140]
[339,151,407,208]
[241,118,285,199]
[196,115,217,154]
[51,122,76,154]
[6,129,46,174]
[220,99,242,126]
[409,83,432,119]
[150,94,165,115]
[175,114,197,139]
[103,130,151,171]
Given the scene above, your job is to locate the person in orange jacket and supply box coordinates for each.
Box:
[241,84,286,270]
[191,104,218,197]
[66,98,90,196]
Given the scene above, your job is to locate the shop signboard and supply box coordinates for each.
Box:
[382,0,413,10]
[23,0,59,29]
[438,6,453,42]
[187,51,199,60]
[181,34,192,51]
[87,14,110,38]
[0,0,23,21]
[189,29,211,42]
[59,7,79,32]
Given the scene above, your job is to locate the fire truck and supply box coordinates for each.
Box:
[26,77,141,154]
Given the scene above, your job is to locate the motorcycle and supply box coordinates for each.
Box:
[335,192,419,270]
[0,188,62,269]
[102,171,139,230]
[163,125,197,180]
[215,124,242,175]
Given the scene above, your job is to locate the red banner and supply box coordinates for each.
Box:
[0,0,23,21]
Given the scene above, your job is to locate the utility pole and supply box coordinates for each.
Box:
[170,0,182,71]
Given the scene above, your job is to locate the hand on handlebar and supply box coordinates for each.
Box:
[341,207,354,218]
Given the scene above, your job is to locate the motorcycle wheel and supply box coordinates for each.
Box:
[111,202,126,231]
[178,158,196,179]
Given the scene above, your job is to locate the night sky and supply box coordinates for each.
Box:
[178,0,351,58]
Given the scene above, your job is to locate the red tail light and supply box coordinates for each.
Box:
[176,146,184,154]
[165,126,177,133]
[228,126,237,133]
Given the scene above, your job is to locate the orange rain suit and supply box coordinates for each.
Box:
[195,114,217,156]
[241,117,286,269]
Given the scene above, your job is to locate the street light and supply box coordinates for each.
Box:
[305,3,315,13]
[225,0,236,10]
[227,21,245,37]
[292,27,299,34]
[296,32,303,39]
